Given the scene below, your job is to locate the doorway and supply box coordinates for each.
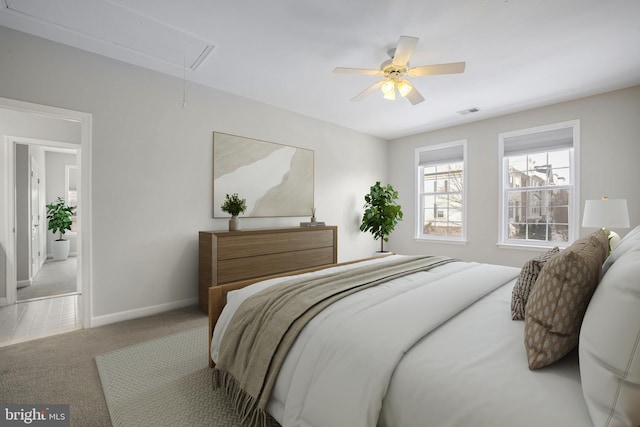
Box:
[14,142,79,302]
[0,97,92,345]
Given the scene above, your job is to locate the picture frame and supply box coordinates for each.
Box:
[213,132,314,218]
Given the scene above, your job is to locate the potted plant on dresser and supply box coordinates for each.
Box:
[221,193,247,231]
[46,196,76,261]
[360,181,403,253]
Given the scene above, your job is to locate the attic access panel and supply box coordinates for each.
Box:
[4,0,214,70]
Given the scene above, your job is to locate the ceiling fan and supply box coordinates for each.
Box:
[333,36,466,105]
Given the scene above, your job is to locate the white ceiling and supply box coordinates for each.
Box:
[2,0,639,140]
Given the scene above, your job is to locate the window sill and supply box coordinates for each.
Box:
[497,242,566,251]
[414,238,468,246]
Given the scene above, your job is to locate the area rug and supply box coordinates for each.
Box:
[96,326,280,427]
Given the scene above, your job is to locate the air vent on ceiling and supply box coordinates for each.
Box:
[457,107,480,115]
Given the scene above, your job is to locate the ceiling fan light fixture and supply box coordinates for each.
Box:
[383,89,396,101]
[381,80,395,94]
[334,36,464,105]
[381,80,396,100]
[397,80,412,97]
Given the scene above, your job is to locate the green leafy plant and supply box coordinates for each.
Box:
[46,196,75,240]
[360,181,403,252]
[221,193,247,216]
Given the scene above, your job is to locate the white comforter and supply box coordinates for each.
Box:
[212,255,592,427]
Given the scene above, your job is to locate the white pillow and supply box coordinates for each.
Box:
[579,248,640,427]
[602,225,640,275]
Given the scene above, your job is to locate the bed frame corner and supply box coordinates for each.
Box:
[208,286,224,368]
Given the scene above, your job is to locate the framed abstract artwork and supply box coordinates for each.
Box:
[213,132,314,217]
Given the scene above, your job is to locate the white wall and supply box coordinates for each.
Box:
[0,108,82,143]
[389,85,640,267]
[0,26,388,322]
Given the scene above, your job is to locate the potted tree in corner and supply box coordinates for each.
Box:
[221,193,247,231]
[360,181,403,253]
[46,196,75,261]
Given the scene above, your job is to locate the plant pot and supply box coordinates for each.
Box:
[52,239,70,261]
[372,250,392,257]
[229,215,240,231]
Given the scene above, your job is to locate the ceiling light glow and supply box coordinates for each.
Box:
[397,80,412,97]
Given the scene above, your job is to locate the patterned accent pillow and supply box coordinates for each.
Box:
[524,230,608,369]
[511,247,560,320]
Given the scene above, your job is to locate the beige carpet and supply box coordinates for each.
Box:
[0,306,207,426]
[96,326,280,427]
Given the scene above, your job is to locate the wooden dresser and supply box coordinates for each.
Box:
[198,226,338,311]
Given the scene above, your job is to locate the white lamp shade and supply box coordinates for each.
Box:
[582,199,630,229]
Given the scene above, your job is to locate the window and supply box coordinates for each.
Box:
[499,121,579,247]
[416,141,466,241]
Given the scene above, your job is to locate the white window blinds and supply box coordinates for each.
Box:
[503,127,573,156]
[418,143,464,166]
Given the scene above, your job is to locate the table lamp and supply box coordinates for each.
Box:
[582,196,630,250]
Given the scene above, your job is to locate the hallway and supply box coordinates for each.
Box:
[0,257,80,347]
[17,256,77,301]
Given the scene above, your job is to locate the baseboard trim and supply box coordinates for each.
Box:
[90,297,198,328]
[46,252,78,260]
[17,279,31,289]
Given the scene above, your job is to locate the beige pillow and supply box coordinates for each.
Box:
[511,247,559,320]
[524,230,608,369]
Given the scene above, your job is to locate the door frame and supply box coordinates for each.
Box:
[1,97,93,327]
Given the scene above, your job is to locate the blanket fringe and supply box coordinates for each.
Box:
[213,368,268,427]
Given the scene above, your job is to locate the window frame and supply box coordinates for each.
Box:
[498,120,580,249]
[415,140,468,243]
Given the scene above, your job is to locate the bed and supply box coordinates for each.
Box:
[208,226,640,427]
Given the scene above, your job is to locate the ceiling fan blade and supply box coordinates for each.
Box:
[408,62,466,77]
[333,67,382,76]
[351,80,385,102]
[406,84,425,105]
[392,36,419,67]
